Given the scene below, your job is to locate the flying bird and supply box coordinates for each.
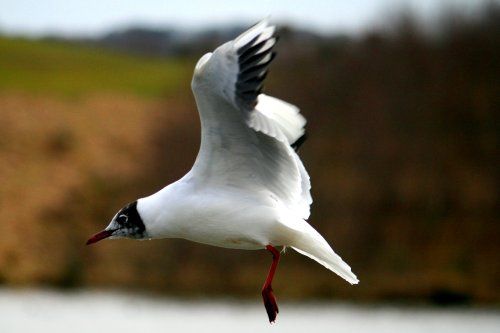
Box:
[87,19,358,323]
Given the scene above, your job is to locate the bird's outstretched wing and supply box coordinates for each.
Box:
[190,19,311,218]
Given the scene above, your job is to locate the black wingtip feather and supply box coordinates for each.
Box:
[235,24,277,110]
[291,132,307,151]
[239,37,277,62]
[237,34,261,56]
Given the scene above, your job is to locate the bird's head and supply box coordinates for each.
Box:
[86,201,147,245]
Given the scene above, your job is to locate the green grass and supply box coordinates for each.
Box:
[0,36,194,98]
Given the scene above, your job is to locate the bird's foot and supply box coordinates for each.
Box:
[262,285,279,323]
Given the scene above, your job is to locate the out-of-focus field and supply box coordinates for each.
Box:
[0,37,195,290]
[0,37,191,97]
[0,5,498,305]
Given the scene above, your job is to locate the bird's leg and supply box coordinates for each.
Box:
[262,245,280,323]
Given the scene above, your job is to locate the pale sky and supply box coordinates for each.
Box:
[0,0,493,37]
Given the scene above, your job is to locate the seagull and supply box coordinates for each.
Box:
[87,19,358,323]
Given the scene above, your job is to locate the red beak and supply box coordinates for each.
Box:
[86,229,114,245]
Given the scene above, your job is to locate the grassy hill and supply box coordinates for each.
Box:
[0,36,192,97]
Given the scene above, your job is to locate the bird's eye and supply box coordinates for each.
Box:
[116,214,128,224]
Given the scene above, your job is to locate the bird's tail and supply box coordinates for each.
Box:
[284,219,359,284]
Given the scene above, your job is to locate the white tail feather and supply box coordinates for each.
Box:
[283,219,359,284]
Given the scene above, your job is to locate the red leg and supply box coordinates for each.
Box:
[262,245,280,323]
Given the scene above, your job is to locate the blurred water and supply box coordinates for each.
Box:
[1,289,499,333]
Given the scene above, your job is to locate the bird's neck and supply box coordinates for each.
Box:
[136,181,185,239]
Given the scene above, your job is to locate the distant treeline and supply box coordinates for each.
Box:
[27,2,498,62]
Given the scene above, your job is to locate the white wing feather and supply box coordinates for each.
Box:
[190,20,310,218]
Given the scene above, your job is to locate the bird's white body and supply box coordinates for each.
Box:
[133,20,358,285]
[139,175,279,249]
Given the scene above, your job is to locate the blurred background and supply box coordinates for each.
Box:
[0,0,499,330]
